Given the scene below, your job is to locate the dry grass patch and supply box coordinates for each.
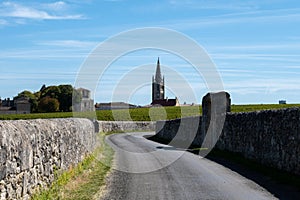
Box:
[31,132,114,200]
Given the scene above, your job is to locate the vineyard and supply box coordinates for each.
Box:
[0,104,300,121]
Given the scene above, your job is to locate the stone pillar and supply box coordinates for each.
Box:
[200,92,230,154]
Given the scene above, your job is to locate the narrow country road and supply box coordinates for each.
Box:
[101,132,277,200]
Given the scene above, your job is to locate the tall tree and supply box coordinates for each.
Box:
[40,86,61,99]
[58,84,74,112]
[38,96,60,112]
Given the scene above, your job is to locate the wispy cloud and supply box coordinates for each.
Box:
[211,43,300,51]
[162,8,300,30]
[37,40,97,48]
[285,65,300,69]
[0,48,89,59]
[0,1,84,22]
[169,0,257,11]
[225,78,300,94]
[211,53,300,62]
[43,1,68,11]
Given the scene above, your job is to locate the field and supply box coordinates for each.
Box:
[0,104,300,121]
[231,104,300,113]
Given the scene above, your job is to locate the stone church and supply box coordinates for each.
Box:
[151,58,179,106]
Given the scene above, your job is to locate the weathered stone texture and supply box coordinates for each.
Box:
[155,108,300,175]
[155,117,202,148]
[0,118,96,200]
[98,121,155,133]
[217,108,300,175]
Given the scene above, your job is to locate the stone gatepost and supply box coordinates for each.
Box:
[200,91,230,153]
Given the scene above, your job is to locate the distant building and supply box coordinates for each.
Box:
[74,88,95,112]
[0,98,14,107]
[151,58,179,107]
[0,106,15,114]
[95,102,139,110]
[0,97,31,114]
[180,102,198,106]
[15,97,31,114]
[152,98,179,107]
[279,100,287,104]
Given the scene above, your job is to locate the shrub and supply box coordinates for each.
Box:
[38,97,60,113]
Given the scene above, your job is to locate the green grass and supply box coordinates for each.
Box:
[231,104,300,113]
[0,111,96,120]
[1,104,300,121]
[96,106,201,121]
[0,112,72,120]
[31,132,114,200]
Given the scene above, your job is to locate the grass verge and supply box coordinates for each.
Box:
[31,132,114,200]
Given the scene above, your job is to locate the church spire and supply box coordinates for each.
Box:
[155,57,163,83]
[152,57,165,102]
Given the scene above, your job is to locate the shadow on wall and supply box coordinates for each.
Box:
[151,91,300,176]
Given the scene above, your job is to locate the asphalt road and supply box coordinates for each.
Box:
[101,132,277,200]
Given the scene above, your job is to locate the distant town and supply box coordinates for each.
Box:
[0,58,287,115]
[0,58,192,115]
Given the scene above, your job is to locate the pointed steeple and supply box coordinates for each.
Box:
[155,57,163,83]
[152,57,165,102]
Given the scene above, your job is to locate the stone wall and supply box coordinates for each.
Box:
[155,117,202,148]
[218,108,300,175]
[154,108,300,175]
[97,121,156,133]
[0,118,96,200]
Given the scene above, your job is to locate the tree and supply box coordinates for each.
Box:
[39,85,81,112]
[58,84,74,112]
[40,84,46,92]
[38,96,60,113]
[40,86,61,99]
[15,84,82,113]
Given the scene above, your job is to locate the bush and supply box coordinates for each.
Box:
[38,97,60,113]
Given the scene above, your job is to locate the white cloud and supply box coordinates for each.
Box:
[211,43,300,51]
[44,1,67,11]
[211,53,300,63]
[0,1,84,20]
[162,8,300,30]
[0,48,89,59]
[38,40,97,48]
[169,0,256,11]
[223,78,300,95]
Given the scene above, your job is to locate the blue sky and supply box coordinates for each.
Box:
[1,0,300,105]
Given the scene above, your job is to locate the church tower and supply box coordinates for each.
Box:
[152,58,165,102]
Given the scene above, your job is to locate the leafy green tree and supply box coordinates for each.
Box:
[40,86,61,99]
[40,84,46,92]
[15,84,82,113]
[34,91,41,100]
[38,96,60,112]
[58,84,74,112]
